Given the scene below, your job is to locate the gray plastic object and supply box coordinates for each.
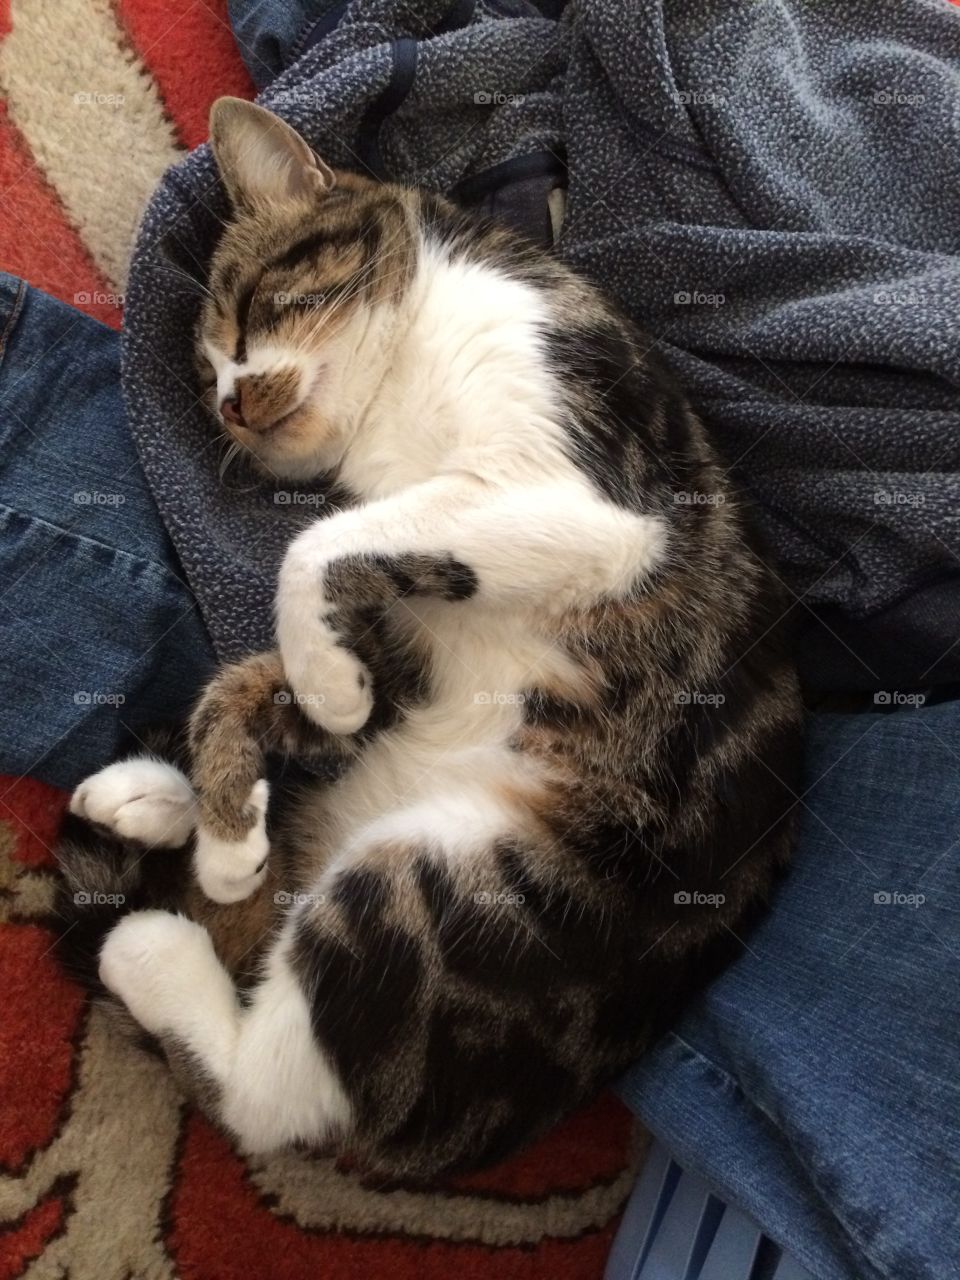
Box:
[604,1142,816,1280]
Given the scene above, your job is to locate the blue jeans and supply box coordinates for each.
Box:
[618,697,960,1279]
[1,6,957,1278]
[227,0,346,88]
[0,275,215,787]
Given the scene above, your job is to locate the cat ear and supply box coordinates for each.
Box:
[209,97,336,210]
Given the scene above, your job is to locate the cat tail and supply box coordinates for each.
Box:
[55,812,195,993]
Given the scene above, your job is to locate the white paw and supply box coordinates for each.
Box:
[70,758,196,848]
[99,910,217,1035]
[283,629,373,735]
[277,535,373,736]
[194,779,270,904]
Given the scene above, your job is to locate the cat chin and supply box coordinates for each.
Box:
[229,409,343,480]
[246,439,342,483]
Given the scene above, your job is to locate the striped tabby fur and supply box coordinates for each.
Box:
[56,99,803,1180]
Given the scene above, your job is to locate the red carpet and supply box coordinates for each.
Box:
[0,780,639,1278]
[0,5,639,1277]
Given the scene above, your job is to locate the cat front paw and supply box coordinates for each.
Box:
[276,563,373,742]
[194,780,270,903]
[282,632,373,735]
[277,526,374,735]
[99,910,217,1035]
[70,758,196,847]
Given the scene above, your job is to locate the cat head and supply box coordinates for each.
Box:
[198,98,417,479]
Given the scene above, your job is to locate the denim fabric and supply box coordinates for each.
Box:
[619,697,960,1280]
[0,275,215,788]
[227,0,338,88]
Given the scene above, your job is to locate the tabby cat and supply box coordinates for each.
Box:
[56,98,803,1180]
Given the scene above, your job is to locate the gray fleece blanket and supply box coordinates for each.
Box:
[123,0,960,693]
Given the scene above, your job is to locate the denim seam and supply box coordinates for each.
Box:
[0,500,192,592]
[651,1030,900,1280]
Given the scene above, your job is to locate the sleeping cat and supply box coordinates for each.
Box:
[56,97,803,1179]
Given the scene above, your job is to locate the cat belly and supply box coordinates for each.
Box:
[321,605,557,856]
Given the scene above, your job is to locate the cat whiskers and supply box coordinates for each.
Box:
[157,260,217,303]
[218,438,244,481]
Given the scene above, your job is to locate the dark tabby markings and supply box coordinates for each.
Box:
[544,321,693,511]
[268,224,365,273]
[323,552,478,607]
[217,260,239,296]
[380,1009,578,1173]
[267,213,383,274]
[233,279,257,363]
[186,651,353,838]
[228,214,388,360]
[52,157,806,1183]
[522,688,588,729]
[292,849,596,1172]
[317,606,432,740]
[292,869,422,1081]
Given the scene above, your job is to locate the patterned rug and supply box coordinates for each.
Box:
[0,4,641,1277]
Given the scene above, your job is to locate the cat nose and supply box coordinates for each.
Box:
[220,394,245,427]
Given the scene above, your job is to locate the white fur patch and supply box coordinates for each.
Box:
[100,910,239,1080]
[220,940,353,1154]
[194,779,271,904]
[70,757,196,848]
[101,912,352,1154]
[274,546,374,735]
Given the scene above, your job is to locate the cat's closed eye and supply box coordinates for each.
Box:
[194,351,216,392]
